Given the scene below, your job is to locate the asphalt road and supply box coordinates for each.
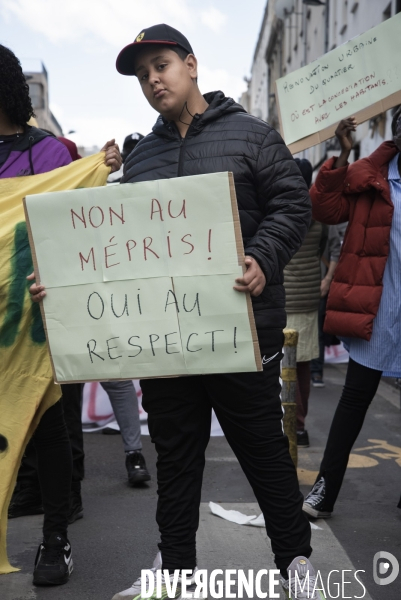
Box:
[1,364,400,600]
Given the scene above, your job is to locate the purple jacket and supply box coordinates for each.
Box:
[0,126,71,179]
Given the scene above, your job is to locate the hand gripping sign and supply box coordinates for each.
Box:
[275,12,401,153]
[24,172,262,382]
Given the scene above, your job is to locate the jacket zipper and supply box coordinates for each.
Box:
[177,136,187,177]
[174,116,199,177]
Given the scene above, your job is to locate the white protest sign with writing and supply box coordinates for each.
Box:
[24,172,261,382]
[275,12,401,153]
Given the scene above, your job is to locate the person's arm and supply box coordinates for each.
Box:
[42,137,122,172]
[320,224,341,296]
[320,259,337,297]
[311,117,357,225]
[327,224,342,262]
[319,224,329,258]
[243,128,312,289]
[333,117,356,169]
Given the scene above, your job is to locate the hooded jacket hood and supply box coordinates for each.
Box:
[344,141,398,194]
[152,91,246,139]
[0,126,71,178]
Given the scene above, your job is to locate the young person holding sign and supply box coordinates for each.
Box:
[31,24,323,600]
[303,110,401,520]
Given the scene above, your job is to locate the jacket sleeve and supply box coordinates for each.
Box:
[311,157,350,224]
[244,128,312,284]
[41,138,72,172]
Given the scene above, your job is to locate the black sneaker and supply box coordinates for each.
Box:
[125,451,151,486]
[8,486,44,519]
[33,533,73,586]
[297,430,310,448]
[303,476,332,519]
[102,426,121,435]
[68,490,84,524]
[311,375,325,388]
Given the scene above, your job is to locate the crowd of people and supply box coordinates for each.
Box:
[1,20,401,600]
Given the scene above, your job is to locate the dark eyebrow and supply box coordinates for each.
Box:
[135,54,169,74]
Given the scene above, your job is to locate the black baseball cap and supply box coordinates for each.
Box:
[116,24,194,76]
[122,132,144,161]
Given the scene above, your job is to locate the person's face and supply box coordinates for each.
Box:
[134,47,198,120]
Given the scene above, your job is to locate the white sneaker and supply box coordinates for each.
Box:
[111,552,207,599]
[112,552,162,599]
[281,556,326,599]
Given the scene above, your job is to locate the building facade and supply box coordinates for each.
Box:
[24,63,63,136]
[243,0,401,166]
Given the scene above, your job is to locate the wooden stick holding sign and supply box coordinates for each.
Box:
[275,12,401,154]
[23,172,262,383]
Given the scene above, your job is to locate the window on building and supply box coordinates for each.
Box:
[350,2,359,14]
[268,63,276,100]
[340,0,348,35]
[287,16,292,64]
[397,0,401,14]
[299,0,304,40]
[293,1,299,52]
[29,83,44,109]
[295,0,300,37]
[331,0,337,43]
[383,2,391,19]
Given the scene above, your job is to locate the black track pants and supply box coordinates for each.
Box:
[32,400,72,540]
[141,330,312,573]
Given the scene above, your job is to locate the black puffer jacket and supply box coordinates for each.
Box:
[123,91,311,332]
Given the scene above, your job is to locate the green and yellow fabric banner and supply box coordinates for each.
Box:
[0,153,109,574]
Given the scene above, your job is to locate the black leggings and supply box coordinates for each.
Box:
[31,400,72,540]
[317,358,382,511]
[17,384,84,490]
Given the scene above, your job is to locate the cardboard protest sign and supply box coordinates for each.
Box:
[24,172,262,382]
[275,12,401,153]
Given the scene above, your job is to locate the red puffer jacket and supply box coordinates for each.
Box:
[311,141,398,340]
